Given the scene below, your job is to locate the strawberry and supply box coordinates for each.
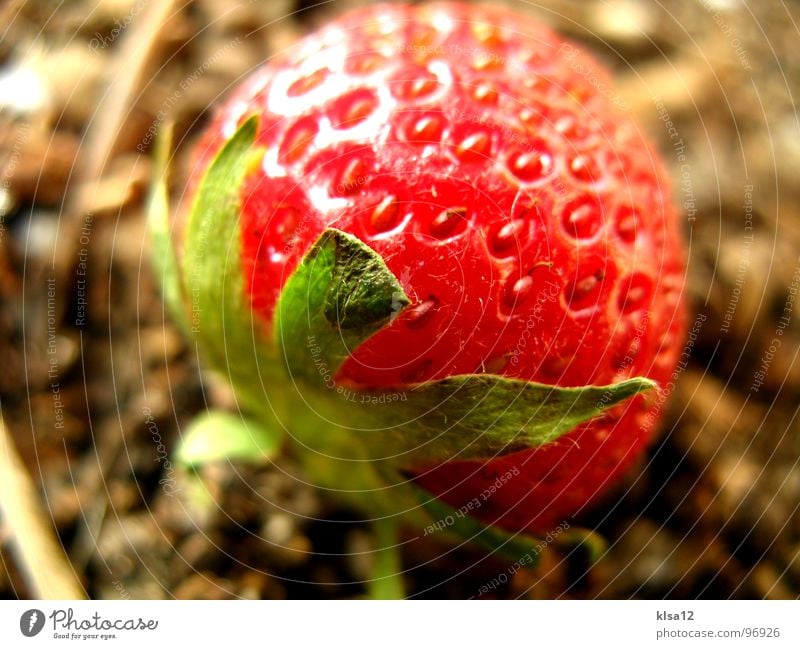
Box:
[176,2,685,536]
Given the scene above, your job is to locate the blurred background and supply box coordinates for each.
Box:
[0,0,799,599]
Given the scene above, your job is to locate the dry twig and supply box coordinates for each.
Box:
[0,416,85,599]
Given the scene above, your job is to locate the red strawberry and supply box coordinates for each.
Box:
[185,2,685,534]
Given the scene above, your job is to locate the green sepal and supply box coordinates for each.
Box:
[182,114,259,363]
[274,227,656,462]
[179,116,291,414]
[275,228,410,386]
[417,489,546,566]
[371,374,656,464]
[366,517,405,600]
[176,410,283,467]
[147,121,189,331]
[554,526,608,563]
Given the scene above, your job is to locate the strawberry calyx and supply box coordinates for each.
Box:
[274,218,656,465]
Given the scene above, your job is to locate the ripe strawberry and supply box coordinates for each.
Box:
[184,2,685,534]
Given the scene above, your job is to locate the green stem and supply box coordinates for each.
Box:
[367,517,405,600]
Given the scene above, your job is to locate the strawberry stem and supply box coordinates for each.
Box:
[367,517,405,600]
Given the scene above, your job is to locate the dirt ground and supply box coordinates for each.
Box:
[1,0,799,599]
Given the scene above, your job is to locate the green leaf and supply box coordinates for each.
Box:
[366,374,656,465]
[273,226,655,463]
[176,411,282,467]
[417,489,546,566]
[180,115,289,414]
[147,121,188,331]
[275,228,410,386]
[182,114,258,361]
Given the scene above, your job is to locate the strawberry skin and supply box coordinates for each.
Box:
[188,3,685,533]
